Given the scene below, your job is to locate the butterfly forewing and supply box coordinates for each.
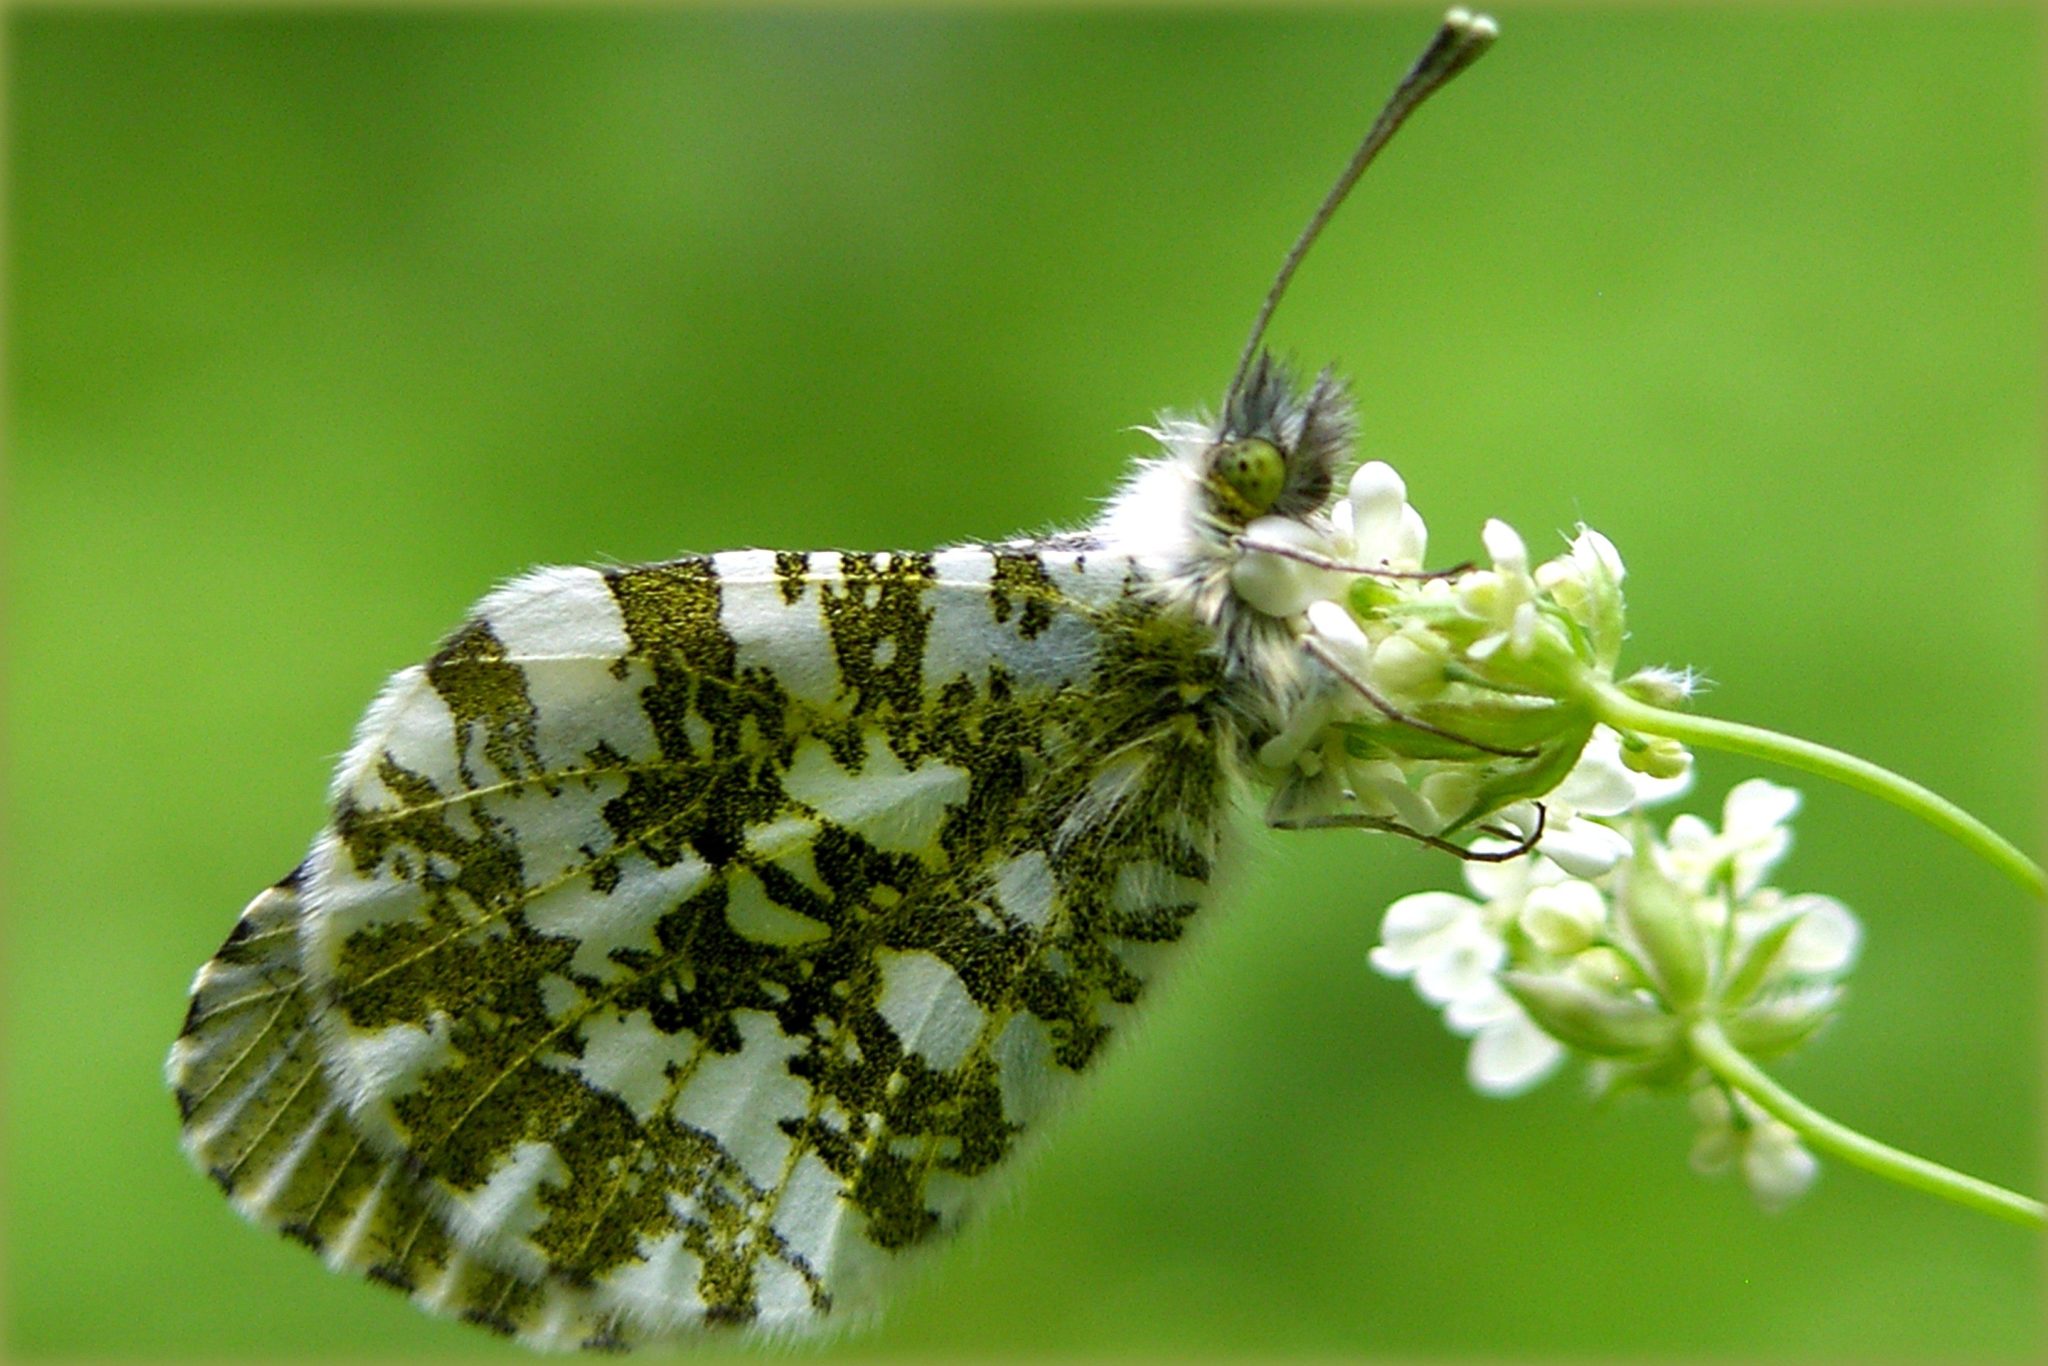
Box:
[172,544,1239,1348]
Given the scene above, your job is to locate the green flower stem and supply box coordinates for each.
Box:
[1589,684,2045,902]
[1688,1020,2044,1228]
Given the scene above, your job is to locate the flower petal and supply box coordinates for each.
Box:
[1370,892,1478,976]
[1777,894,1862,975]
[1466,1014,1565,1097]
[1443,976,1519,1034]
[1412,921,1507,1006]
[1230,516,1346,616]
[1482,518,1528,575]
[1395,504,1429,566]
[1537,817,1632,879]
[1554,730,1641,817]
[1724,778,1801,838]
[1347,461,1410,565]
[1742,1123,1819,1211]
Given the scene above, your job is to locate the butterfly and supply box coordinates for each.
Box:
[168,10,1497,1351]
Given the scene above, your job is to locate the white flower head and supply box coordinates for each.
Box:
[1370,891,1503,1008]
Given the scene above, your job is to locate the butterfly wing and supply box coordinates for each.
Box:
[171,546,1240,1349]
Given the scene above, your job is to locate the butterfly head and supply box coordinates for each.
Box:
[1201,352,1354,526]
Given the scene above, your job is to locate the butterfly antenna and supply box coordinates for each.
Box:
[1223,7,1498,416]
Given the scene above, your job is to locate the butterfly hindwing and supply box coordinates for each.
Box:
[173,545,1240,1348]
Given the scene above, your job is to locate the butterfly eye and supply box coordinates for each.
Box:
[1208,437,1286,518]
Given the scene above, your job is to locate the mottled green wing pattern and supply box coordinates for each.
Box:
[171,545,1242,1349]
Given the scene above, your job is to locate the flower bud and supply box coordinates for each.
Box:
[1722,984,1841,1058]
[1369,629,1450,702]
[1719,910,1807,1007]
[1482,518,1529,575]
[1622,735,1692,781]
[1570,946,1640,992]
[1520,880,1606,956]
[1610,843,1709,1010]
[1620,666,1696,708]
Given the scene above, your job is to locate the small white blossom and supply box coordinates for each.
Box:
[1775,893,1861,975]
[1462,519,1542,662]
[1370,891,1505,1008]
[1230,516,1347,617]
[1371,856,1588,1097]
[1663,778,1800,896]
[1497,802,1630,880]
[1535,526,1626,660]
[1689,1086,1819,1212]
[1334,460,1428,568]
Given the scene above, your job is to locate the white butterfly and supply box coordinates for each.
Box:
[169,10,1498,1351]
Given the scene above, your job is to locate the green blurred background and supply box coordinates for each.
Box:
[7,4,2041,1358]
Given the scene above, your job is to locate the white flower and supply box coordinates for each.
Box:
[1305,599,1374,679]
[1462,996,1567,1097]
[1230,516,1347,617]
[1688,1086,1819,1212]
[1519,879,1607,956]
[1334,461,1427,568]
[1535,525,1627,665]
[1370,891,1504,1008]
[1462,519,1542,662]
[1775,893,1861,976]
[1663,778,1801,896]
[1369,877,1567,1097]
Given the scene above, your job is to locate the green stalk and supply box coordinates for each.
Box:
[1589,684,2044,901]
[1689,1020,2044,1228]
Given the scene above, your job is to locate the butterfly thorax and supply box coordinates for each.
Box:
[1089,354,1360,747]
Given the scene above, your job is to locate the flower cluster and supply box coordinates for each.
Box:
[1248,465,2039,1229]
[1371,774,1862,1209]
[1244,460,1690,870]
